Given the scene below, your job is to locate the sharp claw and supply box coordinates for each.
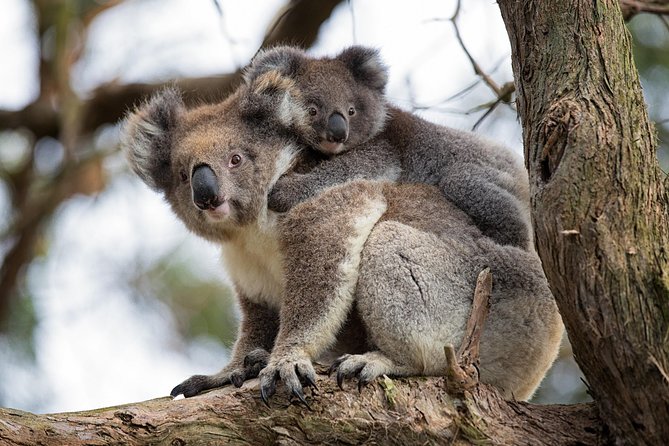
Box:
[358,379,368,393]
[305,374,318,390]
[292,388,312,411]
[336,371,345,390]
[260,385,271,408]
[230,372,244,388]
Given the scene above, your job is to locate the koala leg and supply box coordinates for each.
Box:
[355,217,562,401]
[474,242,564,401]
[353,220,474,385]
[440,163,533,250]
[258,180,387,405]
[171,297,279,397]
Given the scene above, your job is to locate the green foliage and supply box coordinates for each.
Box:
[132,248,238,349]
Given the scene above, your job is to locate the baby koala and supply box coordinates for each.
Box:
[244,45,533,251]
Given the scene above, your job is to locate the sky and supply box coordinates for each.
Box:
[0,0,579,413]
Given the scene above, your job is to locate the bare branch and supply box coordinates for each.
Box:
[0,372,602,445]
[620,0,669,20]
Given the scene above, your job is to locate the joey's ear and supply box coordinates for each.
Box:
[243,46,307,85]
[337,46,388,92]
[121,87,184,191]
[241,71,310,136]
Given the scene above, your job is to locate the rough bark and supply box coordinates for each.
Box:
[0,373,601,446]
[498,1,669,444]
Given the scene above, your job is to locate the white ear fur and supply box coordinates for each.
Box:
[120,88,183,190]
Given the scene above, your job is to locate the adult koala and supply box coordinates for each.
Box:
[121,71,562,405]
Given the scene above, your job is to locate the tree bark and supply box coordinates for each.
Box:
[0,373,601,446]
[498,1,669,444]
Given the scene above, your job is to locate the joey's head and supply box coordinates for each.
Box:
[244,45,389,155]
[121,74,308,242]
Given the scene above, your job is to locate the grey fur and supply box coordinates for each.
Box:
[247,46,533,250]
[121,72,562,403]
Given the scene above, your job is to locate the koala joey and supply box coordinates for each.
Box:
[121,71,562,405]
[244,45,534,251]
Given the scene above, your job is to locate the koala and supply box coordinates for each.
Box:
[121,72,562,404]
[244,45,534,251]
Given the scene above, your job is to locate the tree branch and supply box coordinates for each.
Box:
[0,373,602,446]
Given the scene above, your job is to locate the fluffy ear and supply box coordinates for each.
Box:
[337,46,388,92]
[241,70,310,137]
[121,87,184,191]
[243,46,307,85]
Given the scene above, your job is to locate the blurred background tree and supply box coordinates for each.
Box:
[0,0,666,413]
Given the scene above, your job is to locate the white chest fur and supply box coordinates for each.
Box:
[220,218,285,310]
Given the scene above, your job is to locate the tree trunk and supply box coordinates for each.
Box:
[0,373,601,446]
[497,1,669,444]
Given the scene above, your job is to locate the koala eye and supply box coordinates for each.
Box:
[348,106,356,116]
[229,153,243,168]
[179,169,189,184]
[308,106,318,116]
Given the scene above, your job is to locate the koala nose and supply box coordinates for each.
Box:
[191,164,220,210]
[327,112,348,143]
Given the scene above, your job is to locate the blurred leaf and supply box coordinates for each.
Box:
[132,249,238,348]
[1,288,38,358]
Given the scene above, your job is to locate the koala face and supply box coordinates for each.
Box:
[244,46,389,155]
[122,74,308,242]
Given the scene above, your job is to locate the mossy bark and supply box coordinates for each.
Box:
[498,1,669,444]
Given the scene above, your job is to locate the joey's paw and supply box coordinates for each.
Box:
[268,176,304,212]
[328,353,386,392]
[243,348,270,369]
[258,351,317,409]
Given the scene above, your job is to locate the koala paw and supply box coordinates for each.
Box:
[328,352,396,392]
[170,348,270,398]
[268,175,307,212]
[258,350,317,409]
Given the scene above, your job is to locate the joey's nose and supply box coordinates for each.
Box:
[327,112,348,143]
[192,164,220,210]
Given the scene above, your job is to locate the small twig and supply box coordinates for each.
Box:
[458,268,493,363]
[444,268,493,394]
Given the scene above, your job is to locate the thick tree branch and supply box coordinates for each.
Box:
[0,374,602,446]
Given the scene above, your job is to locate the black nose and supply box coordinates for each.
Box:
[192,164,219,210]
[327,112,348,143]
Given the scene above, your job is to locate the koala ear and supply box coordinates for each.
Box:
[241,71,310,135]
[337,46,388,92]
[121,87,184,191]
[243,46,307,85]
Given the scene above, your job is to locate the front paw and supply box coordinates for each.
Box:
[258,350,317,408]
[268,176,305,212]
[171,348,270,398]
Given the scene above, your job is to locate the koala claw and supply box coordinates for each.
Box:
[258,352,316,408]
[170,374,210,398]
[291,387,312,411]
[329,353,380,392]
[171,350,271,397]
